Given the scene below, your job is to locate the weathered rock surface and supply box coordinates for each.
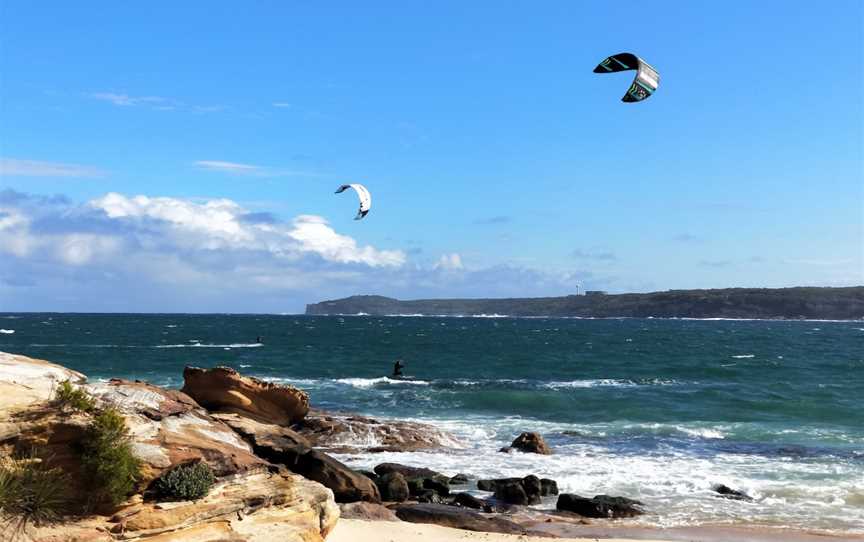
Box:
[112,471,338,541]
[712,483,754,502]
[510,431,552,454]
[339,501,400,521]
[295,410,457,452]
[86,379,269,485]
[540,478,559,496]
[182,366,309,425]
[393,503,530,535]
[556,494,645,518]
[0,351,86,418]
[0,352,341,542]
[376,471,409,502]
[219,410,380,503]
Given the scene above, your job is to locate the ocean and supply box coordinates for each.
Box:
[1,313,862,533]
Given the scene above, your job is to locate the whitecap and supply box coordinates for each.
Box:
[731,354,755,359]
[334,376,430,388]
[0,329,15,334]
[154,343,262,349]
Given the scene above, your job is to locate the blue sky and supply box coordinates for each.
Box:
[1,1,862,312]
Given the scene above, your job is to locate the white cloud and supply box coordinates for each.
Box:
[194,160,265,176]
[91,92,170,107]
[434,253,464,271]
[0,158,106,178]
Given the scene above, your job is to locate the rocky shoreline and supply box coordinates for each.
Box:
[0,351,854,542]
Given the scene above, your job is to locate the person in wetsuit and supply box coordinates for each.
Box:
[392,359,404,378]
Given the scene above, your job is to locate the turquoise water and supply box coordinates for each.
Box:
[1,314,862,532]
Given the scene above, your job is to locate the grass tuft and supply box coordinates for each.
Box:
[0,452,69,538]
[53,380,96,414]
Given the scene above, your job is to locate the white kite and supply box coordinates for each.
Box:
[334,183,372,220]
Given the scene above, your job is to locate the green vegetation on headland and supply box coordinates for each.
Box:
[305,287,864,320]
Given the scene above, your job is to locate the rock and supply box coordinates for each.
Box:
[493,478,542,506]
[118,471,339,541]
[339,501,400,521]
[222,411,380,503]
[86,379,269,485]
[374,462,443,480]
[358,469,378,481]
[423,477,450,496]
[556,494,645,518]
[712,483,754,502]
[510,431,552,454]
[0,351,86,418]
[452,492,485,509]
[498,446,514,453]
[449,473,470,485]
[393,503,529,535]
[416,489,447,504]
[477,477,520,492]
[182,366,309,426]
[376,471,409,502]
[540,478,559,496]
[1,352,340,542]
[296,410,457,452]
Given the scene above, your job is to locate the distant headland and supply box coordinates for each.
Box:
[305,287,864,320]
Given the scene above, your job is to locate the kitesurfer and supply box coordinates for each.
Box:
[392,359,404,378]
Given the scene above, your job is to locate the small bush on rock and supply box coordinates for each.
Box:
[53,380,96,413]
[0,452,69,536]
[80,407,141,507]
[154,462,215,501]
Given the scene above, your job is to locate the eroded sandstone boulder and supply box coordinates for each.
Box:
[182,366,309,425]
[86,379,269,485]
[376,471,409,502]
[339,501,400,521]
[0,351,86,419]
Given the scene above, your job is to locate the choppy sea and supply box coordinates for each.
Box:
[1,313,862,533]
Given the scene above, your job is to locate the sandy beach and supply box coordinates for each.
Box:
[328,519,864,542]
[327,518,671,542]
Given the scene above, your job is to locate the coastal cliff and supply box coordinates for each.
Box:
[305,286,864,320]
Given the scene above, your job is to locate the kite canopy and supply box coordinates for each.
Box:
[594,52,659,103]
[334,183,372,220]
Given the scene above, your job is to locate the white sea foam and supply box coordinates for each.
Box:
[154,343,262,348]
[334,376,431,388]
[331,415,864,534]
[731,354,755,358]
[0,329,15,334]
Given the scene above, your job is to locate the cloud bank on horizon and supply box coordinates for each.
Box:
[0,189,594,312]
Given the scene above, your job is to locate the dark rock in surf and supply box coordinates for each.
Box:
[416,490,447,504]
[540,478,559,496]
[477,477,521,492]
[492,475,541,505]
[510,432,552,454]
[376,472,409,502]
[556,494,645,518]
[449,473,470,485]
[451,492,485,510]
[712,484,754,502]
[423,477,450,496]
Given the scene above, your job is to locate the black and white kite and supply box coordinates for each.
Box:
[334,183,372,220]
[594,53,659,103]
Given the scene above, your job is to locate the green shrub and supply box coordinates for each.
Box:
[53,380,96,413]
[0,453,69,537]
[154,462,215,501]
[80,407,141,507]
